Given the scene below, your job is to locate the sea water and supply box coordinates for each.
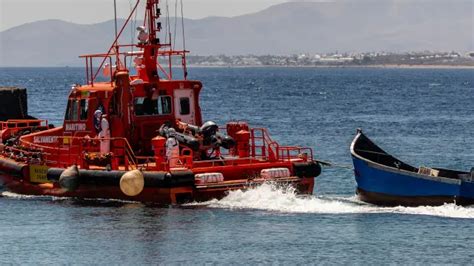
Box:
[0,67,473,264]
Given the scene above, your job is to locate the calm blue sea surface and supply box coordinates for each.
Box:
[1,67,474,264]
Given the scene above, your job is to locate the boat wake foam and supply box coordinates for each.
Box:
[0,191,139,204]
[1,191,67,201]
[4,186,474,218]
[190,183,474,219]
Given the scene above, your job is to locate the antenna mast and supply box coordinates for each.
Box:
[113,0,119,65]
[141,0,161,81]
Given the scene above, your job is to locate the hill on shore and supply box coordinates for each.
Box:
[0,1,472,67]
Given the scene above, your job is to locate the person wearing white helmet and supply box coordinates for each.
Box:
[136,26,148,44]
[165,128,179,168]
[94,109,103,133]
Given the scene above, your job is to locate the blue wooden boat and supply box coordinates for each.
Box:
[350,129,474,206]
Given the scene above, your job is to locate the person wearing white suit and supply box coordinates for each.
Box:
[95,109,110,154]
[166,128,180,168]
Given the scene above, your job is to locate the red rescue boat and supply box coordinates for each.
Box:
[0,0,321,204]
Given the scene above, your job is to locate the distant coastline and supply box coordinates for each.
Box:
[187,64,474,69]
[184,52,474,69]
[2,1,472,67]
[1,64,474,69]
[2,52,474,69]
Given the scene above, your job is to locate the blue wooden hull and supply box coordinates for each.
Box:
[353,156,460,206]
[459,181,474,205]
[351,130,474,206]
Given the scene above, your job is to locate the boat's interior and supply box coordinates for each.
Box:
[352,132,470,180]
[353,132,417,172]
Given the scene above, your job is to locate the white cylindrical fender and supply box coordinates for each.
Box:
[120,170,144,196]
[260,168,291,179]
[195,172,224,185]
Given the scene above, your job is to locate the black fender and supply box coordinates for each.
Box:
[47,168,195,188]
[0,157,26,178]
[292,161,321,178]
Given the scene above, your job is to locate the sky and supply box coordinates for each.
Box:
[0,0,290,32]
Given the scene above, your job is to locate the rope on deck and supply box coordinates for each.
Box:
[314,159,354,170]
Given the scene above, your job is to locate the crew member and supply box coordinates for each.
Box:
[136,26,148,44]
[166,128,180,168]
[98,112,110,154]
[94,109,102,133]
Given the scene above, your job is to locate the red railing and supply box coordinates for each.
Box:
[80,47,190,86]
[18,135,139,170]
[8,124,313,170]
[250,128,278,160]
[79,54,114,86]
[249,127,313,162]
[1,119,48,131]
[278,146,313,162]
[218,126,313,162]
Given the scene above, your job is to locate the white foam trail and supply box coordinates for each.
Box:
[1,191,64,200]
[0,191,139,204]
[195,183,474,219]
[4,186,474,219]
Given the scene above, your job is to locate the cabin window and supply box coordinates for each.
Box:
[65,99,79,121]
[79,99,89,120]
[134,96,172,116]
[179,97,190,115]
[157,96,172,115]
[71,100,79,121]
[65,100,72,120]
[134,97,156,115]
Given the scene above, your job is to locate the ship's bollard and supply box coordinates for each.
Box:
[235,130,250,158]
[152,136,166,169]
[120,170,144,196]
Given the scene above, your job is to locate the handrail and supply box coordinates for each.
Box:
[20,135,139,170]
[81,55,113,86]
[218,125,312,162]
[250,128,279,160]
[278,146,313,162]
[121,138,138,168]
[249,127,313,162]
[1,119,48,130]
[9,123,313,168]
